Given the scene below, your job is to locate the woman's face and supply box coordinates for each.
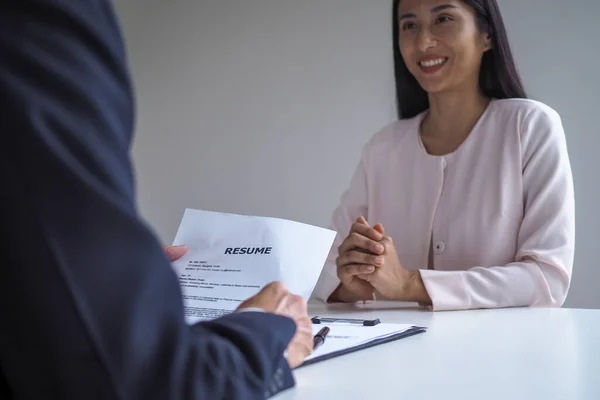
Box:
[397,0,491,94]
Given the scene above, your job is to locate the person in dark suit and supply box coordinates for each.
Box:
[0,1,312,399]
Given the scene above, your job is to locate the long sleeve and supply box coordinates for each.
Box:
[311,150,369,302]
[420,106,575,311]
[0,1,295,399]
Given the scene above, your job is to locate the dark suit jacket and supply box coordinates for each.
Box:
[0,1,297,399]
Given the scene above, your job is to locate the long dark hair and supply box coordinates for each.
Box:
[392,0,527,119]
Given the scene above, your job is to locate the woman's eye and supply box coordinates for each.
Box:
[402,21,417,30]
[436,15,453,24]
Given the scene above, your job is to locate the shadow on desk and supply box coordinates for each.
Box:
[309,300,426,313]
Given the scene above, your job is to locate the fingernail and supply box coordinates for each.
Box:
[375,257,383,265]
[362,266,375,272]
[374,244,384,253]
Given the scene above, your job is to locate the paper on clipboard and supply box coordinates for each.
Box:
[299,321,427,367]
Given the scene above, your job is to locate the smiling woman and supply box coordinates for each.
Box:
[312,0,576,311]
[392,0,526,119]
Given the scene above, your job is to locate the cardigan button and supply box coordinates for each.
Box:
[434,241,445,254]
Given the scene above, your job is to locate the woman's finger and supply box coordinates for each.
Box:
[338,264,376,279]
[336,250,383,268]
[351,221,384,242]
[338,231,384,255]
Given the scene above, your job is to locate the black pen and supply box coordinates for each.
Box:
[313,326,330,351]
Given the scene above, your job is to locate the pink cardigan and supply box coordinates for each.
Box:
[312,99,575,311]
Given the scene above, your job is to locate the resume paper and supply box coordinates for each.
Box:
[170,208,336,324]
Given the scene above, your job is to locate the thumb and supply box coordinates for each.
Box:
[164,245,188,261]
[261,281,288,297]
[261,281,289,307]
[357,216,370,226]
[373,223,385,235]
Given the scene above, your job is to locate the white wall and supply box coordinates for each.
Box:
[115,0,395,234]
[115,0,600,309]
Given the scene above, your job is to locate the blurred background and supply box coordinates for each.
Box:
[114,0,600,308]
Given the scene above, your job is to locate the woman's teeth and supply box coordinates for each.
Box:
[420,58,447,67]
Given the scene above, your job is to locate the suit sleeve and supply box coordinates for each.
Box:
[0,1,295,399]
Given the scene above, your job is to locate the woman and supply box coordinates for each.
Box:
[312,0,575,311]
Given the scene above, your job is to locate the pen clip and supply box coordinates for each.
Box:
[311,316,380,326]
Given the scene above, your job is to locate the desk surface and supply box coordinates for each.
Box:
[275,301,600,400]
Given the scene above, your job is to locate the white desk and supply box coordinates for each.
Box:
[275,301,600,400]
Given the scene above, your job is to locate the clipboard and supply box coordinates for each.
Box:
[297,317,427,368]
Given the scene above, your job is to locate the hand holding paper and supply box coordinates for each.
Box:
[237,281,314,368]
[169,208,336,324]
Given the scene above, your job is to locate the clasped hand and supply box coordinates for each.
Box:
[333,217,414,302]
